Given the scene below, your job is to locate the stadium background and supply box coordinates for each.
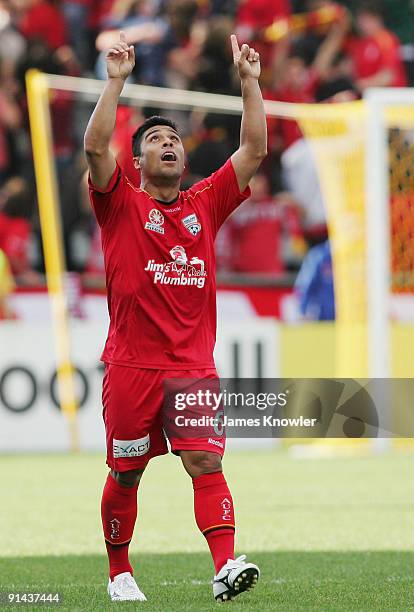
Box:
[1,0,414,609]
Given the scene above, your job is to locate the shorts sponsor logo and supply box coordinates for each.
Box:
[208,437,223,449]
[144,245,207,289]
[113,434,150,458]
[145,208,165,234]
[182,213,201,236]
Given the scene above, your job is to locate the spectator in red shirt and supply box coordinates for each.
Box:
[236,0,291,72]
[267,45,319,151]
[89,0,118,36]
[217,173,306,275]
[267,15,348,151]
[346,0,407,91]
[236,0,291,37]
[265,18,348,239]
[16,0,68,50]
[111,105,144,186]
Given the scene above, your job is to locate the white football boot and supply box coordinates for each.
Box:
[213,554,260,602]
[107,571,147,601]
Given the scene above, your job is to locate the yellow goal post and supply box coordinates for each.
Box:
[26,70,79,451]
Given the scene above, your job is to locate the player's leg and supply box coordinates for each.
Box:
[166,368,260,600]
[180,450,259,601]
[180,450,235,569]
[101,468,144,582]
[101,364,168,601]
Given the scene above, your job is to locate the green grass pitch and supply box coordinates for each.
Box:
[1,448,414,610]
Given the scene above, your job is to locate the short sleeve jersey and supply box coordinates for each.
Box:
[89,159,250,369]
[347,30,407,87]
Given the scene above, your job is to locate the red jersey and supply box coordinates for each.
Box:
[19,1,67,50]
[347,30,407,87]
[111,107,140,186]
[228,196,303,274]
[266,69,319,150]
[237,0,290,29]
[0,213,31,275]
[89,0,114,28]
[89,159,249,369]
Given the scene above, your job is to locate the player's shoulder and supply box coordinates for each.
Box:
[181,175,214,203]
[375,28,399,50]
[345,34,361,53]
[124,174,145,196]
[181,160,234,201]
[89,163,143,199]
[89,164,146,226]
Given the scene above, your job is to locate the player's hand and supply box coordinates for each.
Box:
[231,34,261,80]
[106,31,135,81]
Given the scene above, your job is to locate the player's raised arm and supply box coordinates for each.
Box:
[84,31,135,190]
[230,34,267,192]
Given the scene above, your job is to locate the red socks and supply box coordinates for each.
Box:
[192,471,235,573]
[102,470,235,579]
[101,473,138,580]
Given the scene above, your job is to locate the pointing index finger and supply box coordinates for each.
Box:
[119,30,127,44]
[230,34,240,58]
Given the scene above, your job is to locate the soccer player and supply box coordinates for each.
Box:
[84,30,267,603]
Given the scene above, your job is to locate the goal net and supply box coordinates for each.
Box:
[298,90,414,380]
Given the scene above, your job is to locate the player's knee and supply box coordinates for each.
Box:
[111,468,144,487]
[180,450,222,478]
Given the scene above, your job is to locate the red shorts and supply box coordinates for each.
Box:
[102,364,225,472]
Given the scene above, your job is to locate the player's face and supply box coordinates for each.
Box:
[136,126,185,182]
[357,13,381,37]
[287,57,307,88]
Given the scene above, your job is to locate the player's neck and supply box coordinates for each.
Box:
[141,178,180,202]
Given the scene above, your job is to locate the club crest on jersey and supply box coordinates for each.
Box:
[145,208,165,234]
[182,213,201,236]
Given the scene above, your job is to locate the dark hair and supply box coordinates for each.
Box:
[289,39,314,66]
[315,78,359,103]
[131,115,179,157]
[357,0,384,18]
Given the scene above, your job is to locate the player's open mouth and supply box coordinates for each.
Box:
[161,152,177,162]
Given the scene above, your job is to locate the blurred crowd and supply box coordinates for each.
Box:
[0,0,413,319]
